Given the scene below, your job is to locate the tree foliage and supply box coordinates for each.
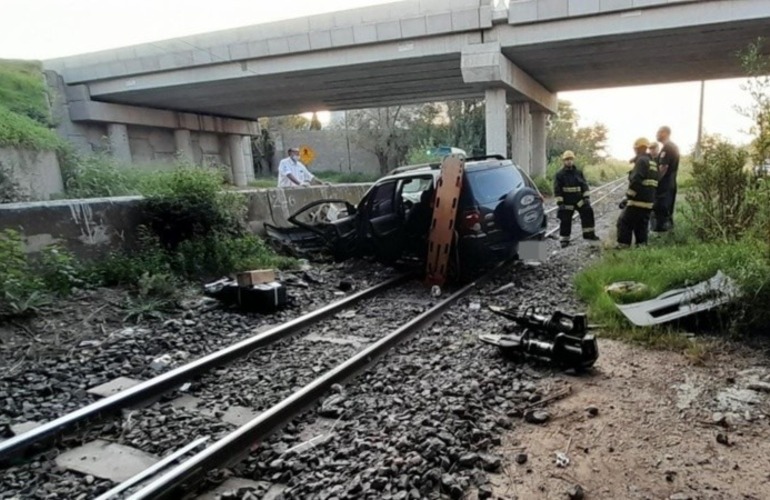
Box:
[738,38,770,165]
[546,100,608,164]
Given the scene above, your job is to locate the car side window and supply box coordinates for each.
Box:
[369,181,397,217]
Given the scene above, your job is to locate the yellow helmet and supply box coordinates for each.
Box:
[634,137,650,149]
[561,150,575,160]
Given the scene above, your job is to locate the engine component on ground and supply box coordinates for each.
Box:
[480,307,599,369]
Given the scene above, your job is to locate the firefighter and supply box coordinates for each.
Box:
[647,142,666,232]
[653,126,681,231]
[616,138,659,248]
[554,150,598,248]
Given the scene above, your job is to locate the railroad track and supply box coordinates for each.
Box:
[1,176,629,500]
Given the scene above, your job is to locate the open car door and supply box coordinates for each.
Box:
[264,199,360,260]
[359,180,406,262]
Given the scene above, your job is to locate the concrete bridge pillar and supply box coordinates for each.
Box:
[107,123,132,163]
[228,134,249,187]
[174,129,194,163]
[485,88,508,157]
[511,102,531,174]
[531,111,547,179]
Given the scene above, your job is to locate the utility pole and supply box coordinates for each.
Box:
[695,80,705,159]
[344,110,352,172]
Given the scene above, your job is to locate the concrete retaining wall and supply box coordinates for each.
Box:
[0,184,371,260]
[0,147,64,201]
[273,130,380,175]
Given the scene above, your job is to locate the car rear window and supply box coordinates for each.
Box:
[465,166,524,205]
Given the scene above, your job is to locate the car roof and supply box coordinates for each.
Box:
[381,158,519,183]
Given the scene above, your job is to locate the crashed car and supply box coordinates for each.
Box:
[265,155,546,280]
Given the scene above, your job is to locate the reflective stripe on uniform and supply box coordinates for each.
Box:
[642,180,658,187]
[555,196,564,202]
[563,187,582,193]
[627,189,637,197]
[582,227,595,233]
[583,191,591,197]
[560,236,570,242]
[627,200,654,209]
[576,200,584,208]
[563,205,575,210]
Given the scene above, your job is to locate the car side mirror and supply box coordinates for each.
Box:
[345,202,357,215]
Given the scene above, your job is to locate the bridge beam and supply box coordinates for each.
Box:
[461,42,557,113]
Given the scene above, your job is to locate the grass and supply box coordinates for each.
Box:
[575,215,770,354]
[0,59,49,126]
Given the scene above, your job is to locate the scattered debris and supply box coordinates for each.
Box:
[204,277,288,313]
[555,452,570,468]
[236,269,276,287]
[491,283,515,295]
[480,308,599,369]
[149,355,172,372]
[468,302,481,311]
[524,410,551,424]
[566,484,585,500]
[615,271,740,327]
[604,281,649,299]
[515,453,528,465]
[585,405,599,418]
[716,432,730,446]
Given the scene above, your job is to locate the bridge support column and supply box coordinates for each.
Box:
[107,123,131,163]
[531,111,547,179]
[485,88,508,157]
[228,134,248,187]
[511,102,531,174]
[174,129,194,163]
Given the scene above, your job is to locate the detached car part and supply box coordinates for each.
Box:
[479,307,599,370]
[204,278,288,313]
[615,270,740,327]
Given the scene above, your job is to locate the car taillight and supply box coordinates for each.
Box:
[460,209,482,234]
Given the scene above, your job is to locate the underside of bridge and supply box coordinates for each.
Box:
[502,19,770,91]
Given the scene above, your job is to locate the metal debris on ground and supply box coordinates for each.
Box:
[479,307,599,370]
[203,275,288,313]
[615,271,740,327]
[604,280,649,298]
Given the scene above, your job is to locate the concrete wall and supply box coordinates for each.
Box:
[274,130,380,175]
[0,148,64,201]
[0,184,371,260]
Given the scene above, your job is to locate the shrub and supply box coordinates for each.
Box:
[60,153,141,198]
[39,246,86,296]
[685,138,756,241]
[533,176,553,196]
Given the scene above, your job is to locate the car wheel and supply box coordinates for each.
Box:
[500,187,545,236]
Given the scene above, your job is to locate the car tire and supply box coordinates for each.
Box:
[499,187,545,236]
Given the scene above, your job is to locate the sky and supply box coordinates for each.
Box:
[0,0,756,159]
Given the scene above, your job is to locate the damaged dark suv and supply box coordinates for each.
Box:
[265,155,546,279]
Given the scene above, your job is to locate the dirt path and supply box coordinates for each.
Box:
[490,339,770,500]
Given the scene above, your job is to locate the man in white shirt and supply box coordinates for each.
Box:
[277,147,326,188]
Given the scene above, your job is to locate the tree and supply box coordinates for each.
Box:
[345,106,414,174]
[310,112,322,131]
[738,38,770,165]
[546,100,608,164]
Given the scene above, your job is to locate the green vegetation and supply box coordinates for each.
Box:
[0,59,50,125]
[575,137,770,353]
[1,166,296,322]
[0,59,61,153]
[0,230,85,318]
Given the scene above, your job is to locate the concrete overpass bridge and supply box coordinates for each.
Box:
[44,0,770,184]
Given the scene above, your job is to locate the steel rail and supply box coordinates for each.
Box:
[543,176,627,217]
[545,177,628,238]
[125,267,498,500]
[0,273,408,466]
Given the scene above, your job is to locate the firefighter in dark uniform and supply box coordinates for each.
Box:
[554,150,598,248]
[617,138,658,248]
[653,126,680,231]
